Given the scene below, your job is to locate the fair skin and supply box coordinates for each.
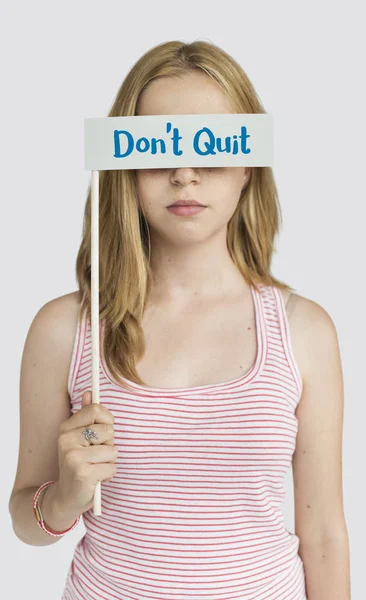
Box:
[130,72,256,389]
[9,71,350,596]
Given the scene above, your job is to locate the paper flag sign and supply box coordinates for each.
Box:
[84,113,273,171]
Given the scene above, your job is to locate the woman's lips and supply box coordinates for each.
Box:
[167,205,207,216]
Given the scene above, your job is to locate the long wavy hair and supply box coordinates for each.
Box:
[75,39,295,391]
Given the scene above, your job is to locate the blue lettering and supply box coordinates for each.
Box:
[113,129,134,158]
[136,137,150,153]
[240,126,251,154]
[193,127,216,156]
[151,138,166,154]
[216,136,231,153]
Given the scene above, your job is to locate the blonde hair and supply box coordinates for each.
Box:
[75,39,295,390]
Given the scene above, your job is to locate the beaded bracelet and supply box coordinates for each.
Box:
[33,480,81,537]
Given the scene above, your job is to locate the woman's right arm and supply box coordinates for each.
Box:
[8,293,81,546]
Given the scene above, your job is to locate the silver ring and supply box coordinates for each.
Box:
[83,427,98,444]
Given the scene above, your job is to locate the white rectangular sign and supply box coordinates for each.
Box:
[84,113,273,170]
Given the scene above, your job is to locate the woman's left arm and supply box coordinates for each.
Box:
[290,296,351,600]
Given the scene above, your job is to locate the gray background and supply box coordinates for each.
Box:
[1,0,364,597]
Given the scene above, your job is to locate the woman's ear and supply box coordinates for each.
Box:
[242,167,252,191]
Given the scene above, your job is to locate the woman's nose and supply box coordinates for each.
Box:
[170,167,200,185]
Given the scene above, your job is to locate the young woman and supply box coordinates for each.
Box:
[9,40,350,600]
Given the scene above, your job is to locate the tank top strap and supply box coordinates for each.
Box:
[258,283,303,408]
[67,306,92,412]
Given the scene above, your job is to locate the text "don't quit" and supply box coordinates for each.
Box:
[113,122,251,158]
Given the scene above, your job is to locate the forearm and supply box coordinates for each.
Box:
[9,483,80,547]
[299,534,351,600]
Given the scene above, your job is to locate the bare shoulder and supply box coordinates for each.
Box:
[9,291,83,502]
[42,290,81,316]
[278,289,340,386]
[279,290,347,543]
[40,290,81,339]
[31,290,82,393]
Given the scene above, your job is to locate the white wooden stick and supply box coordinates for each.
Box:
[91,169,102,515]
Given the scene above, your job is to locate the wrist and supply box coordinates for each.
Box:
[40,481,80,533]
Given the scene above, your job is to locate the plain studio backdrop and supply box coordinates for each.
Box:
[1,1,364,598]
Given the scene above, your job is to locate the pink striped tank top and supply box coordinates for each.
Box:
[61,283,307,600]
